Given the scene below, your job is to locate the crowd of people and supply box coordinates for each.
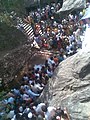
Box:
[1,50,70,120]
[1,54,69,120]
[23,2,83,57]
[1,1,90,120]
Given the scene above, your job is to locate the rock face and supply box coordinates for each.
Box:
[0,44,32,89]
[58,0,86,12]
[40,50,90,120]
[0,43,47,90]
[0,22,28,57]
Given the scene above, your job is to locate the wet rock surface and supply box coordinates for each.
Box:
[40,50,90,120]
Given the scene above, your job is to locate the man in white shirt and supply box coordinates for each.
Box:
[35,103,46,116]
[45,106,56,120]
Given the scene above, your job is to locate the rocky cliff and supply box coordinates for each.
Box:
[60,0,86,11]
[0,44,32,89]
[56,0,86,19]
[40,50,90,120]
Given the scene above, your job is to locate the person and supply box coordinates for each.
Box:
[58,54,64,63]
[22,92,32,102]
[7,111,15,120]
[45,106,56,120]
[48,57,55,67]
[30,82,43,94]
[55,107,70,120]
[25,87,40,99]
[47,67,53,78]
[53,56,59,66]
[7,97,15,104]
[35,103,47,117]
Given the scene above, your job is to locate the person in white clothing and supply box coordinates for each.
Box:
[35,103,47,117]
[45,106,56,120]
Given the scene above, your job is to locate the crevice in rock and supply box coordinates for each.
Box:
[72,84,90,92]
[80,97,90,103]
[79,63,90,78]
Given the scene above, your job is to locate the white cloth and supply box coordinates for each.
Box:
[48,58,55,66]
[45,107,56,120]
[11,115,16,120]
[23,76,29,81]
[66,45,70,51]
[82,27,90,51]
[31,84,43,93]
[7,97,15,104]
[13,89,20,95]
[26,89,39,98]
[22,94,29,101]
[34,64,42,71]
[69,35,75,43]
[23,107,30,113]
[23,85,30,90]
[7,110,15,119]
[35,73,40,78]
[47,70,53,77]
[28,112,33,118]
[35,103,46,115]
[19,106,23,112]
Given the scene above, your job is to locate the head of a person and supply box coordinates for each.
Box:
[41,105,47,112]
[50,56,53,60]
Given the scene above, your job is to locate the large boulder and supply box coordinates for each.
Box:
[61,0,86,11]
[0,22,27,52]
[40,50,90,120]
[0,22,32,90]
[0,43,32,90]
[57,0,86,12]
[56,0,86,19]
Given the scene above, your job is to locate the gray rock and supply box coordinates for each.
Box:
[57,0,86,12]
[40,50,90,120]
[0,44,33,89]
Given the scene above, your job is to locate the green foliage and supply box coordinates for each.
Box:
[0,12,13,26]
[0,91,7,100]
[0,1,27,56]
[0,0,25,15]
